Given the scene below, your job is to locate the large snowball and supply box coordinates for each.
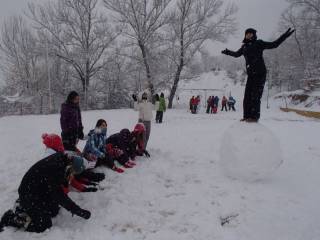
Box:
[219,122,283,182]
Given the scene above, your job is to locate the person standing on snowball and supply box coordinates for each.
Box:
[222,28,295,122]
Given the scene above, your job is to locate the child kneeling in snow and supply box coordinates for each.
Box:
[42,133,104,193]
[0,152,90,233]
[127,123,151,160]
[106,129,137,169]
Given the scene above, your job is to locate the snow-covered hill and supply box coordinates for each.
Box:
[0,107,319,240]
[173,71,245,109]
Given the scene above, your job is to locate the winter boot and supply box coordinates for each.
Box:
[0,210,27,229]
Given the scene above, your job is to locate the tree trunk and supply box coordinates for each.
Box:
[168,27,184,109]
[138,41,152,86]
[168,65,183,108]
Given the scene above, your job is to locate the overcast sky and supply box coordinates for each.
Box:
[0,0,289,84]
[0,0,289,54]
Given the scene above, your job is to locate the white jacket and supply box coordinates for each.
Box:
[135,100,153,121]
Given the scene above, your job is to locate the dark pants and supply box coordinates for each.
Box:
[96,155,115,169]
[192,105,197,114]
[221,104,228,111]
[206,105,211,114]
[20,197,60,233]
[243,73,266,120]
[229,104,236,111]
[156,111,164,123]
[61,131,78,151]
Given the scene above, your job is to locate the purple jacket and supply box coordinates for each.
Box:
[60,103,83,134]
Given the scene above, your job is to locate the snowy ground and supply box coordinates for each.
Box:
[0,106,320,240]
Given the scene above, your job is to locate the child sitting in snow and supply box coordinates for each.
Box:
[83,119,124,173]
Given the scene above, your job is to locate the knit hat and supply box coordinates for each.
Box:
[245,28,257,35]
[243,28,257,43]
[42,133,65,153]
[71,155,85,174]
[133,123,145,134]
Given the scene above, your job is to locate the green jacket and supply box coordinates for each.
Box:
[159,97,166,112]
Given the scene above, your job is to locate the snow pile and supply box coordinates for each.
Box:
[220,122,283,182]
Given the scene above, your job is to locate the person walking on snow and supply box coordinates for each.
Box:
[221,96,228,112]
[222,28,295,122]
[60,91,84,151]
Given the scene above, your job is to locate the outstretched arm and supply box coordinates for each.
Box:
[261,28,295,49]
[221,47,243,58]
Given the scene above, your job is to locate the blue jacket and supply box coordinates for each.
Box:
[83,129,107,159]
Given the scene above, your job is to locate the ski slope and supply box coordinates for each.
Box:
[0,106,319,240]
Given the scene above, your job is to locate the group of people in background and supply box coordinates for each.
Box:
[0,91,151,233]
[189,95,236,114]
[206,95,236,114]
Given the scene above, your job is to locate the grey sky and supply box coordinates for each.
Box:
[209,0,290,54]
[0,0,289,55]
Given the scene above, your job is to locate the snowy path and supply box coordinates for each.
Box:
[0,108,319,240]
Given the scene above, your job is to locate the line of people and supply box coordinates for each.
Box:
[0,91,151,233]
[206,96,236,114]
[189,95,236,114]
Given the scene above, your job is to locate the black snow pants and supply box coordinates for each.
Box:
[243,72,266,120]
[20,197,60,233]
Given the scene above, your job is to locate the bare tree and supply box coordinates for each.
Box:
[28,0,119,107]
[0,16,40,95]
[266,0,320,91]
[165,0,237,108]
[104,0,172,88]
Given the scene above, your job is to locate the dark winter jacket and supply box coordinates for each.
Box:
[214,96,219,105]
[83,129,107,159]
[224,35,288,76]
[60,102,83,138]
[228,97,236,105]
[18,153,83,215]
[106,133,127,151]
